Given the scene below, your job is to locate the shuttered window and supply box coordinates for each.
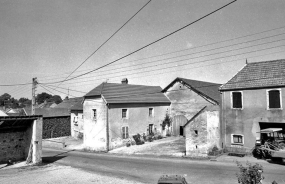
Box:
[268,90,281,109]
[149,108,154,117]
[122,126,129,139]
[93,109,97,121]
[122,109,128,118]
[232,92,242,109]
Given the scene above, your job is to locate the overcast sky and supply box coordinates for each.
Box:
[0,0,285,99]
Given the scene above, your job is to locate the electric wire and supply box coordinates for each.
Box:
[58,0,152,87]
[42,0,237,85]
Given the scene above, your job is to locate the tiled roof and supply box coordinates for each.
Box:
[54,97,83,109]
[220,59,285,91]
[162,77,221,104]
[70,101,83,111]
[85,83,170,104]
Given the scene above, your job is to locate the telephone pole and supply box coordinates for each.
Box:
[32,78,38,115]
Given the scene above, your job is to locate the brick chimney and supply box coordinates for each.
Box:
[121,78,128,84]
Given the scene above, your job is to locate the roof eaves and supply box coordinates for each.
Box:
[183,82,219,105]
[161,77,181,92]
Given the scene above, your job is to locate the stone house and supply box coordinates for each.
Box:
[83,79,171,151]
[219,59,285,151]
[162,77,221,156]
[0,115,43,164]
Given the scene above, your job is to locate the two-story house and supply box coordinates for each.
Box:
[83,79,171,151]
[219,59,285,150]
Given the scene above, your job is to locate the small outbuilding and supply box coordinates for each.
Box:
[0,115,43,164]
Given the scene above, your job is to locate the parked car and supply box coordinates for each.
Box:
[157,175,188,184]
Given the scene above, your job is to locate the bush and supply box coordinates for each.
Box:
[126,142,131,147]
[77,132,83,139]
[236,162,264,184]
[157,135,163,139]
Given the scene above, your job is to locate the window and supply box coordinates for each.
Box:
[267,89,282,109]
[231,134,244,145]
[122,109,128,118]
[122,126,129,139]
[93,109,97,120]
[231,91,243,109]
[149,108,154,117]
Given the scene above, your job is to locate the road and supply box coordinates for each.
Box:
[43,148,285,184]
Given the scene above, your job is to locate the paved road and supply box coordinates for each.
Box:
[43,148,285,184]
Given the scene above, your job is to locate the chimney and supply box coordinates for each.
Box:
[121,78,128,84]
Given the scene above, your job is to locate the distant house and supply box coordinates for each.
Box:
[219,59,285,150]
[54,97,83,110]
[0,109,8,116]
[36,100,57,108]
[83,79,171,151]
[162,77,221,156]
[70,101,83,139]
[5,108,26,116]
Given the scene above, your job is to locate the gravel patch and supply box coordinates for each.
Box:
[0,164,148,184]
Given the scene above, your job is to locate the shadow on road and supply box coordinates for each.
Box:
[42,149,75,164]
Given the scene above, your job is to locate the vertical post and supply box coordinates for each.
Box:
[106,104,109,152]
[32,78,37,115]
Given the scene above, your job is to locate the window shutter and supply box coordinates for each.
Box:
[126,127,129,139]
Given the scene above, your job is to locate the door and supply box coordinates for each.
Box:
[173,115,187,136]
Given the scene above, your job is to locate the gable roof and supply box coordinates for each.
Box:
[162,77,221,104]
[55,97,83,109]
[70,101,83,111]
[220,59,285,91]
[84,83,170,104]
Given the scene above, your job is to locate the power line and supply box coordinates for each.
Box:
[31,25,285,81]
[43,0,237,85]
[57,0,152,87]
[40,32,285,82]
[50,47,285,89]
[40,43,285,86]
[40,84,79,98]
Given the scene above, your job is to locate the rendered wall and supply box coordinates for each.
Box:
[70,111,84,139]
[108,103,169,149]
[83,97,107,151]
[221,88,285,149]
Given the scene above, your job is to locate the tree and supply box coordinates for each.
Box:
[162,113,172,130]
[36,92,52,104]
[50,95,62,104]
[0,93,11,106]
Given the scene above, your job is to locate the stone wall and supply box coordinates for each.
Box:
[42,116,71,139]
[185,109,219,157]
[0,131,29,163]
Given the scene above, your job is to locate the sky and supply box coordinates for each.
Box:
[0,0,285,99]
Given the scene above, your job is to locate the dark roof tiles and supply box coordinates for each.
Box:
[220,59,285,91]
[85,83,170,104]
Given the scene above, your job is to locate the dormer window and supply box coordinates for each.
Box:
[231,91,243,109]
[267,89,282,109]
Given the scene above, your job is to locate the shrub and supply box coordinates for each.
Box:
[157,135,163,139]
[77,132,83,139]
[236,162,264,184]
[162,114,172,130]
[126,142,131,147]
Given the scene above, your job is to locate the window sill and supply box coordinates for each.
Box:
[231,108,243,110]
[231,143,244,146]
[267,108,283,111]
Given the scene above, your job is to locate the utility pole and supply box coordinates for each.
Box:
[32,77,38,115]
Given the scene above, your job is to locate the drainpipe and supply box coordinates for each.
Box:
[106,103,109,152]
